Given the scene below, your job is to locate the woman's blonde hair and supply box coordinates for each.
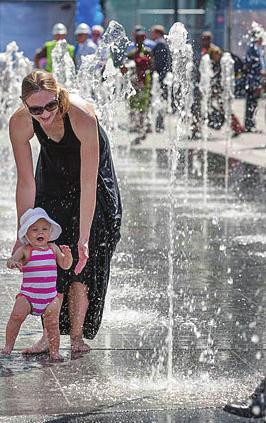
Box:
[21,70,70,115]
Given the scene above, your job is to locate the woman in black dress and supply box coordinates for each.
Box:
[9,70,122,353]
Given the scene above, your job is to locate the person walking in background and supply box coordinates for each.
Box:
[91,25,104,46]
[150,24,172,132]
[208,47,244,136]
[207,46,225,131]
[150,24,172,80]
[1,207,73,361]
[74,23,97,69]
[8,69,122,354]
[127,25,155,53]
[244,28,266,133]
[34,23,75,73]
[125,29,153,143]
[191,31,222,139]
[200,31,221,57]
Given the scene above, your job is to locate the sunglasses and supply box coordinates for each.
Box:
[25,98,59,116]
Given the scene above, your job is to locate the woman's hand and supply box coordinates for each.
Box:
[12,239,22,255]
[74,240,89,275]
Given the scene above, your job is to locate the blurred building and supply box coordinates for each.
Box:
[0,0,265,61]
[104,0,266,58]
[104,0,209,55]
[0,0,104,60]
[230,0,266,58]
[0,0,76,59]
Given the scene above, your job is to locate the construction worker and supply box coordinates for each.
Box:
[91,25,104,46]
[34,23,75,72]
[74,23,97,69]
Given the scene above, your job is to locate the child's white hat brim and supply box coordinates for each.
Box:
[18,207,62,245]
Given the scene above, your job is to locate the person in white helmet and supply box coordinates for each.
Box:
[92,25,104,46]
[34,22,75,72]
[74,23,97,69]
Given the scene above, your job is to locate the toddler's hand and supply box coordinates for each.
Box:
[7,258,23,272]
[60,245,72,257]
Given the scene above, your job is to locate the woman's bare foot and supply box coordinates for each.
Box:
[22,335,48,355]
[49,354,64,362]
[71,337,90,353]
[1,347,12,355]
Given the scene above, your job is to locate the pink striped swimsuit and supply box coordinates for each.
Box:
[18,246,58,316]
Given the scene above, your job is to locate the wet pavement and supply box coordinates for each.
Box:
[0,409,257,423]
[0,132,266,422]
[116,98,266,168]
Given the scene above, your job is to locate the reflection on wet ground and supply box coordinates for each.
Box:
[0,138,266,421]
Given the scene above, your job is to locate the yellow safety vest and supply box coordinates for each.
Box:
[45,40,75,72]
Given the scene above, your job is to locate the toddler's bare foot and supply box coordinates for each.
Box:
[22,337,48,355]
[1,347,12,355]
[71,338,90,353]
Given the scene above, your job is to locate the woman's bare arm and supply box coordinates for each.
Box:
[68,99,99,274]
[9,109,36,239]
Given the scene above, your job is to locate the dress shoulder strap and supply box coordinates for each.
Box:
[32,118,43,139]
[62,113,81,145]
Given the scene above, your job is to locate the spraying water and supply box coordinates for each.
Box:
[52,39,77,90]
[1,20,265,415]
[199,54,213,205]
[221,52,235,197]
[166,22,194,385]
[0,41,32,128]
[151,71,162,134]
[77,21,134,145]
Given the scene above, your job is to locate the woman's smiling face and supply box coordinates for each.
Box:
[25,90,59,127]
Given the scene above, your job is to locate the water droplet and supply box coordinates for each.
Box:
[256,351,262,360]
[249,321,256,328]
[252,405,262,416]
[251,334,259,344]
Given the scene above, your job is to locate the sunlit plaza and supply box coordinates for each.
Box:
[0,1,266,422]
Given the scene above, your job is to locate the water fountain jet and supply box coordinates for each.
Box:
[221,52,235,197]
[165,22,193,386]
[199,54,213,205]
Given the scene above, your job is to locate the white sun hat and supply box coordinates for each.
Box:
[18,207,62,244]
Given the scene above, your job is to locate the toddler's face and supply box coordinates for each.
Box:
[26,218,51,247]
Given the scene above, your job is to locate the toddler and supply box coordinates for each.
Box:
[1,207,73,361]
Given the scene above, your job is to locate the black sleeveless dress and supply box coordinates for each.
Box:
[32,114,122,339]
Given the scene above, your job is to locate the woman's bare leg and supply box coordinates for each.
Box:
[1,296,31,354]
[22,294,63,354]
[68,282,90,352]
[43,296,62,361]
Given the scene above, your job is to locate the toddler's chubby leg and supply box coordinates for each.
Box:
[1,295,31,355]
[22,293,63,355]
[43,296,62,361]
